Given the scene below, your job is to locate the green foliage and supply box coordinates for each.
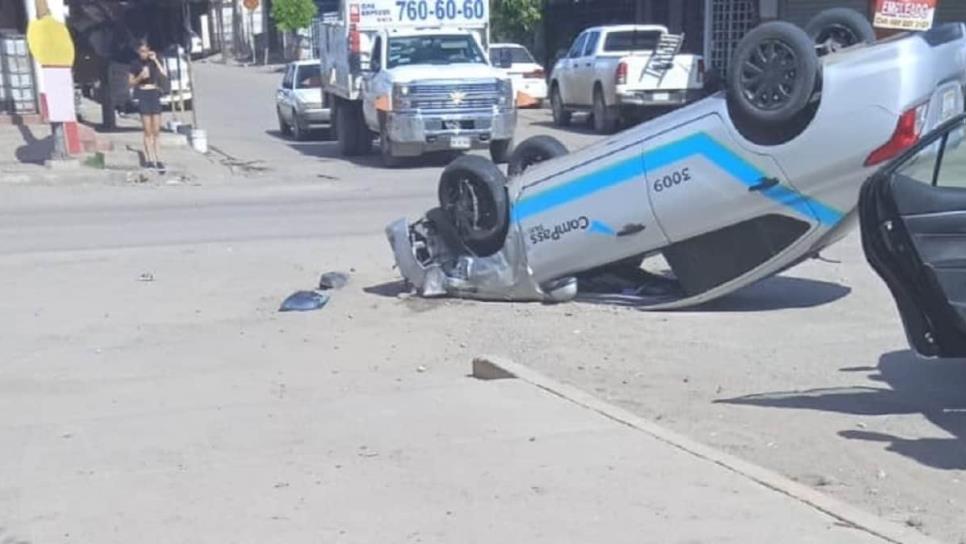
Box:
[490,0,542,45]
[271,0,319,31]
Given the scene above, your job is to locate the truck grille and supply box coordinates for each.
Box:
[408,80,501,112]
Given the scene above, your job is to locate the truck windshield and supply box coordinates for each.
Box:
[387,35,486,68]
[603,31,663,52]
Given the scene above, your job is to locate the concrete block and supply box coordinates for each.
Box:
[471,356,518,381]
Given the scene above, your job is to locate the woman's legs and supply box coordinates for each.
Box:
[140,113,155,165]
[150,113,162,165]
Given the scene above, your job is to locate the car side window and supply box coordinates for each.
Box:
[583,31,600,57]
[281,66,294,89]
[932,123,966,189]
[568,34,588,59]
[371,36,383,72]
[899,120,966,189]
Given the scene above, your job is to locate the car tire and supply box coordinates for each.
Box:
[805,7,876,55]
[437,155,509,257]
[508,135,569,177]
[277,108,291,136]
[292,112,308,141]
[489,139,513,164]
[727,21,819,126]
[592,86,619,134]
[551,84,572,127]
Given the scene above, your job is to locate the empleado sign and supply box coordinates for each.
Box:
[874,0,938,31]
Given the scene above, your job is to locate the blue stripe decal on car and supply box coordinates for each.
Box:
[511,132,844,226]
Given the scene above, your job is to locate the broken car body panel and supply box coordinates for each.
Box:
[388,25,966,309]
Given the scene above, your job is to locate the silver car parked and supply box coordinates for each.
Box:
[276,60,331,141]
[387,11,966,310]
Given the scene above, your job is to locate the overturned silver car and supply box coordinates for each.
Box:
[387,13,966,309]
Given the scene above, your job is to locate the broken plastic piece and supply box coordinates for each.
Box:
[318,271,350,290]
[279,290,330,312]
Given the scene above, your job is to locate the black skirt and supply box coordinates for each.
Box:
[136,87,162,115]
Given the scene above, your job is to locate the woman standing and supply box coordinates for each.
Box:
[129,40,168,171]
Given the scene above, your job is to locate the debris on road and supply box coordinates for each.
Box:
[318,271,350,290]
[138,272,155,282]
[279,290,330,312]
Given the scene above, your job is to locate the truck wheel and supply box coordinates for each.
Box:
[489,139,513,164]
[335,101,358,155]
[727,21,819,126]
[438,155,509,257]
[805,8,875,55]
[551,84,571,127]
[335,100,370,156]
[508,135,568,177]
[592,86,619,134]
[277,108,291,136]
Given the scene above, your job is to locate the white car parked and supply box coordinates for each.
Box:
[550,25,705,133]
[489,43,548,107]
[276,60,331,141]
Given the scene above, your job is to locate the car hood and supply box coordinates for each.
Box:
[387,63,506,83]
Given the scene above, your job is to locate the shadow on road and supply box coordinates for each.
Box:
[14,124,52,164]
[264,129,464,169]
[716,350,966,470]
[695,275,851,312]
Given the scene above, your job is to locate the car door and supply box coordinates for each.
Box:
[860,113,966,358]
[361,35,388,129]
[644,112,822,296]
[559,33,588,105]
[572,30,600,107]
[277,64,295,122]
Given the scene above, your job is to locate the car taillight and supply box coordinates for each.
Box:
[616,61,628,86]
[865,103,930,167]
[524,69,545,79]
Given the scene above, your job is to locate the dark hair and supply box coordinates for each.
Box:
[136,39,150,51]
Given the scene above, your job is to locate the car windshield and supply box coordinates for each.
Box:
[603,30,663,52]
[489,46,535,65]
[387,35,486,68]
[295,64,321,89]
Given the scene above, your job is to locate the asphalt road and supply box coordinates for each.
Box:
[1,61,963,542]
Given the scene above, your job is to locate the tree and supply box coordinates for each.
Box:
[490,0,542,45]
[271,0,318,31]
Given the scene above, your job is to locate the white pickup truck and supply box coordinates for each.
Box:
[549,25,705,134]
[317,0,517,166]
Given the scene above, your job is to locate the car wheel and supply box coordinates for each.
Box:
[380,124,405,168]
[805,7,876,55]
[508,135,568,177]
[489,139,513,164]
[292,112,308,141]
[437,155,509,257]
[277,108,291,136]
[551,84,571,127]
[727,21,819,126]
[592,86,619,134]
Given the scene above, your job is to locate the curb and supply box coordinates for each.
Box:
[472,355,942,544]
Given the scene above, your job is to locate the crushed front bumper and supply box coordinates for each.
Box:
[385,218,574,303]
